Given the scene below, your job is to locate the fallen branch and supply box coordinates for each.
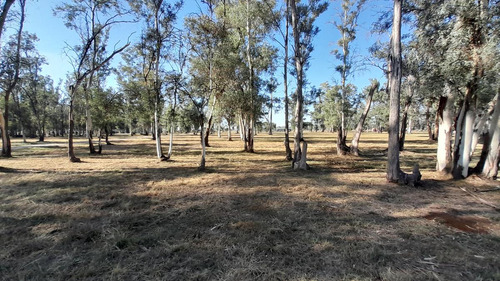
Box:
[459,187,500,211]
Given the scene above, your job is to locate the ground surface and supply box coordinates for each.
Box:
[1,132,499,281]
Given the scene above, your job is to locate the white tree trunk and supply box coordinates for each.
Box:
[436,85,455,173]
[154,108,163,159]
[167,125,174,158]
[482,94,500,178]
[386,0,402,182]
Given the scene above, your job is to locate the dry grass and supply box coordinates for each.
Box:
[1,132,499,281]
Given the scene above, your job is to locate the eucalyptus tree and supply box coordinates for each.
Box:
[56,0,130,162]
[164,32,188,159]
[289,0,328,170]
[222,0,278,152]
[0,0,25,157]
[332,0,366,155]
[386,0,403,183]
[185,0,221,170]
[128,0,182,160]
[412,0,499,179]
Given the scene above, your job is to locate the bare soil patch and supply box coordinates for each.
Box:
[1,132,499,280]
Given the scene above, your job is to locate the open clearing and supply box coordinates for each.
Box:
[1,132,499,280]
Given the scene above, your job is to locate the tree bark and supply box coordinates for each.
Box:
[436,85,455,173]
[386,0,402,183]
[68,94,81,162]
[471,94,496,157]
[290,0,306,169]
[452,87,476,179]
[351,80,379,156]
[399,76,415,151]
[425,100,433,141]
[283,0,293,161]
[227,117,232,141]
[199,117,206,171]
[478,91,500,179]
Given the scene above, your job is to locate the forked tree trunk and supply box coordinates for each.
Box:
[436,86,455,174]
[386,0,402,183]
[351,81,379,156]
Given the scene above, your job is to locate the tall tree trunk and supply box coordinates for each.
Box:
[386,0,402,183]
[290,0,307,169]
[204,115,213,147]
[239,116,244,140]
[204,96,217,148]
[477,91,500,178]
[471,94,496,157]
[433,106,439,141]
[283,0,292,161]
[154,102,166,160]
[399,77,415,151]
[337,6,350,156]
[68,95,80,162]
[351,81,379,156]
[199,116,206,171]
[425,100,433,141]
[269,91,273,135]
[105,126,111,145]
[0,110,10,157]
[245,0,255,153]
[227,118,232,141]
[436,85,455,173]
[167,124,174,159]
[452,86,476,179]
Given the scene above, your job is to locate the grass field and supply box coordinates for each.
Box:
[1,132,499,280]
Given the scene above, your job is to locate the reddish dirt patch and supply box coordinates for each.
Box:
[424,212,492,234]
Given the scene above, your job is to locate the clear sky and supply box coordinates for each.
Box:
[15,0,392,126]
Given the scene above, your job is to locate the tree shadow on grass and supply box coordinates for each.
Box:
[2,173,499,280]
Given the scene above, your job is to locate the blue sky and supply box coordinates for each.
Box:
[17,0,392,126]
